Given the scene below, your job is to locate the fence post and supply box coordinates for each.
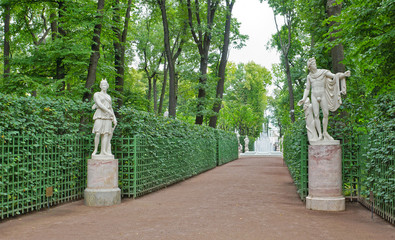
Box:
[217,132,221,166]
[133,135,137,198]
[300,134,308,200]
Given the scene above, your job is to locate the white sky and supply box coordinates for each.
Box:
[228,0,281,71]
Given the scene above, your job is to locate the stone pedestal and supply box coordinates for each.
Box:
[84,156,121,206]
[306,141,345,211]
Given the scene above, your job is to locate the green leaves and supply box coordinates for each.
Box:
[217,62,271,137]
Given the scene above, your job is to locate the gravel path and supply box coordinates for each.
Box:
[1,156,394,240]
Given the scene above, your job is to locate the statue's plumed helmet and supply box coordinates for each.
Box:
[100,79,109,87]
[307,57,316,68]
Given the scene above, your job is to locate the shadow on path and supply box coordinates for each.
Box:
[0,157,394,240]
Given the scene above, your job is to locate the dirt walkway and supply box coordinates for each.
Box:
[1,156,394,240]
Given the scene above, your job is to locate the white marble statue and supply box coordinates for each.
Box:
[92,79,117,156]
[244,136,249,152]
[298,57,350,141]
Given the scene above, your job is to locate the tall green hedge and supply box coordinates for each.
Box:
[0,93,92,136]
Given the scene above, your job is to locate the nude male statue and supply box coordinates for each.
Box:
[298,57,350,141]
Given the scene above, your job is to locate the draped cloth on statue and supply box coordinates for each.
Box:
[310,69,343,112]
[325,72,342,112]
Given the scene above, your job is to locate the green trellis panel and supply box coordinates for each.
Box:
[357,133,394,225]
[0,134,89,220]
[1,131,240,220]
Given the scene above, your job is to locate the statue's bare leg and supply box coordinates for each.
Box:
[312,96,323,140]
[101,134,109,155]
[92,133,100,155]
[321,99,334,140]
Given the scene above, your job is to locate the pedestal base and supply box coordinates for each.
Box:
[306,196,345,211]
[84,188,121,207]
[84,157,121,207]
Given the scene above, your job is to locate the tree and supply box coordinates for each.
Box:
[2,2,10,79]
[326,0,345,74]
[186,0,220,124]
[263,0,297,122]
[112,0,133,107]
[218,62,271,137]
[84,0,105,102]
[209,0,235,128]
[157,0,186,117]
[135,6,164,113]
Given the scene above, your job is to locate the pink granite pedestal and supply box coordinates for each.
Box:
[306,141,345,211]
[84,156,121,206]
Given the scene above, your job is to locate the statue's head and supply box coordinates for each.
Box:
[307,57,316,70]
[100,79,109,90]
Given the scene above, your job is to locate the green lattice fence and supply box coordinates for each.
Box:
[121,135,218,198]
[341,135,362,199]
[358,133,394,224]
[283,130,308,201]
[1,131,239,219]
[0,134,89,219]
[113,136,136,198]
[299,136,308,200]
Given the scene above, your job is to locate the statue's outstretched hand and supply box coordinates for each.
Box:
[297,99,305,106]
[344,70,351,77]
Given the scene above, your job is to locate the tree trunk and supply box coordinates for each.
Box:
[56,0,67,91]
[50,12,57,41]
[113,0,122,93]
[273,10,295,123]
[158,59,168,115]
[113,0,132,107]
[3,3,10,79]
[285,54,295,122]
[327,0,347,126]
[326,0,345,73]
[195,58,208,125]
[158,0,177,117]
[147,77,152,112]
[209,0,235,128]
[153,75,158,113]
[187,0,219,125]
[84,0,105,102]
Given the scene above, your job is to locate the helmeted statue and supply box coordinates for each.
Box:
[92,79,117,156]
[298,57,350,142]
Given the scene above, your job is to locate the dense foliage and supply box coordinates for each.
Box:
[0,93,91,136]
[364,93,395,203]
[217,62,271,137]
[0,0,260,130]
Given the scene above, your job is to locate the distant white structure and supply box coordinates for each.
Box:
[254,127,272,153]
[241,123,281,157]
